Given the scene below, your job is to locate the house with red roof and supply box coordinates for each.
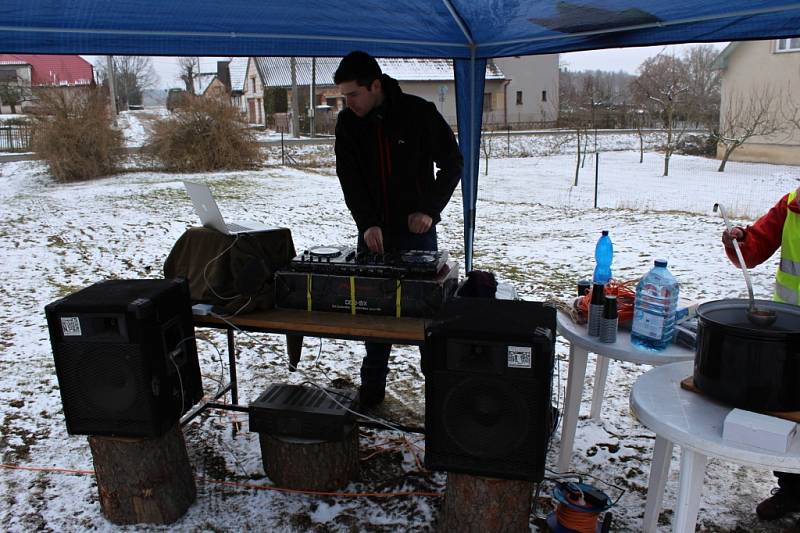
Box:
[0,54,94,114]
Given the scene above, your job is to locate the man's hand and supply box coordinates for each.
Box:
[722,227,744,248]
[363,226,384,254]
[408,212,433,234]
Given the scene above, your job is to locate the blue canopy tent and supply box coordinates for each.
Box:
[3,1,800,269]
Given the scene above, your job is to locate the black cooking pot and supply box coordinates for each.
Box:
[694,299,800,411]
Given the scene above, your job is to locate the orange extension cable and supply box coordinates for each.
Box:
[575,279,637,325]
[554,492,602,533]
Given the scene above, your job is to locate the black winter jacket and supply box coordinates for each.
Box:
[335,74,463,237]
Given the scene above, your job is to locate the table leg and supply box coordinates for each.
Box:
[672,448,707,533]
[643,435,674,533]
[557,343,589,473]
[589,354,609,420]
[227,329,237,405]
[286,334,303,371]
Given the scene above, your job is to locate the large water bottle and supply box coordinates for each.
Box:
[593,230,613,284]
[631,259,680,351]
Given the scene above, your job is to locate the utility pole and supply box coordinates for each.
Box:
[106,56,118,117]
[290,57,300,138]
[310,57,316,138]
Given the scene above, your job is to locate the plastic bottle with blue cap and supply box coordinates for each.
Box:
[631,259,680,351]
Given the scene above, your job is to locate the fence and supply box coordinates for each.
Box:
[0,124,33,152]
[476,130,797,221]
[526,148,794,220]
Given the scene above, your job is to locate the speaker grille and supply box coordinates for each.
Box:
[441,376,530,458]
[56,343,157,434]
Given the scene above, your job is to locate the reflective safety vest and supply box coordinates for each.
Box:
[775,190,800,305]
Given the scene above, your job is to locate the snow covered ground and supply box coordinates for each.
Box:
[1,135,799,532]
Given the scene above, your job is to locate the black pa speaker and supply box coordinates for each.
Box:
[423,297,556,481]
[45,278,203,438]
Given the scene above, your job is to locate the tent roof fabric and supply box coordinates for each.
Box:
[2,1,799,59]
[254,57,505,88]
[0,53,93,85]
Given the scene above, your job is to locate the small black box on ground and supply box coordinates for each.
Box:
[274,262,458,318]
[423,297,556,482]
[45,278,203,438]
[249,383,358,441]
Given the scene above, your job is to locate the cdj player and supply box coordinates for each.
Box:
[276,245,458,318]
[290,245,449,278]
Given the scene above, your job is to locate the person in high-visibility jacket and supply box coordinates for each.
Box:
[723,187,800,524]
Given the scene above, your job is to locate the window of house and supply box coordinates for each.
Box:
[250,77,256,93]
[516,91,523,105]
[483,92,492,111]
[776,38,800,52]
[541,90,547,102]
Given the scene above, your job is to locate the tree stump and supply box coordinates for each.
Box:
[88,424,195,525]
[439,472,533,533]
[259,424,359,490]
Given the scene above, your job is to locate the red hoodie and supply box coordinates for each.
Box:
[725,191,800,269]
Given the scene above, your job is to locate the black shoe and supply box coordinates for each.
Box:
[358,385,385,408]
[757,488,800,520]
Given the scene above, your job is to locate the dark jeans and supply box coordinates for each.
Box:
[777,472,800,495]
[357,227,437,392]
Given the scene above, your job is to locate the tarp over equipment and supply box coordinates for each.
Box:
[3,1,799,268]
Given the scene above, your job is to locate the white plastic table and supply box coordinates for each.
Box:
[556,310,694,472]
[631,361,800,532]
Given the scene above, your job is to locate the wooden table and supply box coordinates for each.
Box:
[183,308,428,423]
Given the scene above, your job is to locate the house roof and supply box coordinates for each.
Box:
[711,42,741,70]
[229,57,248,92]
[193,72,218,95]
[254,57,505,88]
[0,54,93,86]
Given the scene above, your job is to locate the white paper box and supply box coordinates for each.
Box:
[723,408,798,453]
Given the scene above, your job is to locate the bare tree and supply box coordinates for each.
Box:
[633,54,691,176]
[683,44,721,131]
[714,85,791,172]
[178,57,200,95]
[94,56,157,110]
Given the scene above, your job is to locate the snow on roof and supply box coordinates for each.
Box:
[0,54,93,86]
[380,58,505,81]
[255,57,505,88]
[228,57,248,92]
[193,72,217,95]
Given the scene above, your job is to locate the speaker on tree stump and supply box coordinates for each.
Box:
[259,424,359,491]
[88,423,195,525]
[439,472,533,533]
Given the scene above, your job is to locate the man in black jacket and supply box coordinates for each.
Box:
[334,51,463,407]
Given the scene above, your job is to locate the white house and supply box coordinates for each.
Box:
[713,39,800,165]
[246,56,559,131]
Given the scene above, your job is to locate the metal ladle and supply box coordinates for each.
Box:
[713,203,777,327]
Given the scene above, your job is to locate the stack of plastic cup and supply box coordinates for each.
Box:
[587,283,605,337]
[599,295,618,343]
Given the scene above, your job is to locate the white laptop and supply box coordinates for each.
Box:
[183,181,271,235]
